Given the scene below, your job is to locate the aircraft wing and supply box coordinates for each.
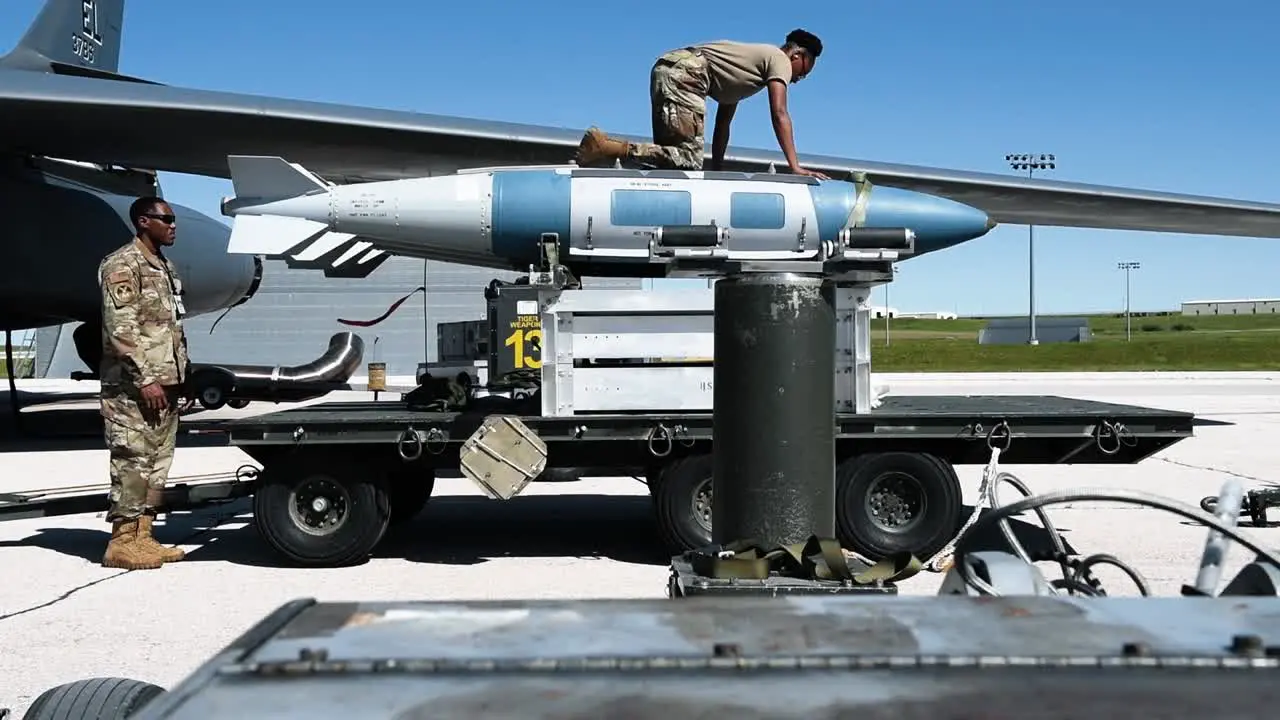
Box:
[5,70,1280,238]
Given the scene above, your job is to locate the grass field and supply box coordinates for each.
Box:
[871,312,1280,371]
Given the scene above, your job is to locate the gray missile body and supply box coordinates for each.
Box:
[221,157,995,277]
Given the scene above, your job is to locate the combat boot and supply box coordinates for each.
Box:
[137,513,186,563]
[576,127,631,167]
[101,518,166,570]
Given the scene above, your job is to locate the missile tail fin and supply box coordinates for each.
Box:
[227,214,387,279]
[227,155,328,202]
[228,215,338,256]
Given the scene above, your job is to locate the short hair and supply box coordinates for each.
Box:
[128,196,165,230]
[785,29,822,58]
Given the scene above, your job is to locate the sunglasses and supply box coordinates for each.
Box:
[143,213,176,224]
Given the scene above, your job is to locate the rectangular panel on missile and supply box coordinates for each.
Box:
[565,168,827,263]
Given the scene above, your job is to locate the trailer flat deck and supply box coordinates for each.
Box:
[2,393,1197,567]
[202,394,1194,467]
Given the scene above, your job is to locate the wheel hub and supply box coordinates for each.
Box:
[290,476,349,536]
[865,472,925,533]
[693,478,713,532]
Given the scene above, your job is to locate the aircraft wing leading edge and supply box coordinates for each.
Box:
[4,70,1280,239]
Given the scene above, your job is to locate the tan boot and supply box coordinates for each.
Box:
[137,513,186,563]
[576,127,631,167]
[101,518,166,570]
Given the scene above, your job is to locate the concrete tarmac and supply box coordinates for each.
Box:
[1,371,1277,715]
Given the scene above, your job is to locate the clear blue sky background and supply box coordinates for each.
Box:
[3,0,1277,316]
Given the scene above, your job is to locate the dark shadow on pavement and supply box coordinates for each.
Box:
[1,494,671,568]
[3,495,1084,576]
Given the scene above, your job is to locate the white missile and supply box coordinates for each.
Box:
[221,156,995,276]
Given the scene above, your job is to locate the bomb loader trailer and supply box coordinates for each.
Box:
[0,228,1195,568]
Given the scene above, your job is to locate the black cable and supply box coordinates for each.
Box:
[1071,552,1151,596]
[988,470,1074,584]
[952,487,1280,597]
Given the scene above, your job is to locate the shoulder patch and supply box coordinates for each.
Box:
[105,267,138,309]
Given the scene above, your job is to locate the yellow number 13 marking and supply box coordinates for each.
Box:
[505,328,542,369]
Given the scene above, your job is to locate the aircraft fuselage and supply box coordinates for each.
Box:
[0,156,262,371]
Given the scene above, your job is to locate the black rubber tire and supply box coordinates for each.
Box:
[387,470,435,526]
[198,384,225,410]
[192,368,234,411]
[653,454,714,555]
[227,398,250,410]
[835,451,963,561]
[253,454,391,567]
[23,677,164,719]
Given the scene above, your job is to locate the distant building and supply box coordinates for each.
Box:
[978,316,1092,345]
[898,311,959,320]
[869,307,958,319]
[1181,298,1280,316]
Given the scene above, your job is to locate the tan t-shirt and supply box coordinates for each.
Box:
[693,40,793,105]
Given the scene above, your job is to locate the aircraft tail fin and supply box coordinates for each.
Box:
[4,0,125,75]
[227,155,330,202]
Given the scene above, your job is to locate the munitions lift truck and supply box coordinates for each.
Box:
[0,261,1196,568]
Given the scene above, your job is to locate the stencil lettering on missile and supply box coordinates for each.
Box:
[73,0,102,64]
[505,311,542,370]
[348,194,387,219]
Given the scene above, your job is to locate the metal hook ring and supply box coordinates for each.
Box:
[673,424,696,448]
[397,427,423,461]
[1114,421,1138,448]
[423,427,447,455]
[1094,420,1121,455]
[647,423,673,458]
[986,420,1012,452]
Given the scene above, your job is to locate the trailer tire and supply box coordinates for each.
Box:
[653,454,714,555]
[835,451,962,562]
[387,469,435,526]
[253,455,391,567]
[23,677,164,719]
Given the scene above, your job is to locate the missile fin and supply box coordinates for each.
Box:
[227,155,329,201]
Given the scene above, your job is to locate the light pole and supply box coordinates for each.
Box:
[1118,261,1140,341]
[1005,153,1057,345]
[885,265,899,346]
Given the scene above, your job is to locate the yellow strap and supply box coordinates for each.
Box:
[690,535,922,585]
[845,171,872,230]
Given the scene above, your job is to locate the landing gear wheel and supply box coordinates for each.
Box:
[653,454,713,555]
[387,469,435,527]
[198,383,226,410]
[253,454,391,567]
[835,451,963,561]
[23,677,165,719]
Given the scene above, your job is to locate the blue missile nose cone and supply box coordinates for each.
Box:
[863,186,994,252]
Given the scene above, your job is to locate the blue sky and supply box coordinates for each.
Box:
[3,0,1277,316]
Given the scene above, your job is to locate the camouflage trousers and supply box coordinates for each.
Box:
[101,384,180,521]
[629,48,710,170]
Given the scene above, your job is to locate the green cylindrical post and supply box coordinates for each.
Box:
[712,272,837,548]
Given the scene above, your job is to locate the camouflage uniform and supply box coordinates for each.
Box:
[632,48,711,170]
[98,237,190,569]
[577,48,710,170]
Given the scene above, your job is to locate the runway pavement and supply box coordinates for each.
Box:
[1,371,1277,715]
